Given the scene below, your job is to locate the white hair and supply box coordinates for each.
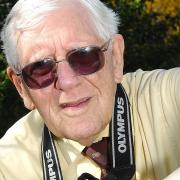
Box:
[1,0,120,72]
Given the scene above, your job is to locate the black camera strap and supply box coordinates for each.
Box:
[107,84,135,180]
[41,125,63,180]
[41,84,135,180]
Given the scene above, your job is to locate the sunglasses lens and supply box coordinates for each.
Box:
[68,47,105,75]
[22,60,56,89]
[20,43,108,89]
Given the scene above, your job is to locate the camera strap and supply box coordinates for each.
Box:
[41,83,135,180]
[107,84,135,180]
[41,125,63,180]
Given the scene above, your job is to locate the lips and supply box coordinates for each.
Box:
[60,97,90,109]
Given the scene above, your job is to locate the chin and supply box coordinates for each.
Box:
[53,117,105,142]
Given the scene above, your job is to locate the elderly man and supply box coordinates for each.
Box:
[0,0,180,179]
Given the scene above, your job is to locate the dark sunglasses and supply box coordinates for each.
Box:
[17,39,111,89]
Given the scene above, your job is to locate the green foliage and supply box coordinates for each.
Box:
[0,0,28,138]
[0,52,28,138]
[0,0,179,138]
[115,0,180,72]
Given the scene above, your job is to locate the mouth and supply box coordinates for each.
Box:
[60,97,91,109]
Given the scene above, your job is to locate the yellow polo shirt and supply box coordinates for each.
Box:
[0,68,180,180]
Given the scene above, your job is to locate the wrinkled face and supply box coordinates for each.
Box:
[13,7,124,145]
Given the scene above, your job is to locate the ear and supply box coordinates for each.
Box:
[7,67,35,110]
[112,34,125,83]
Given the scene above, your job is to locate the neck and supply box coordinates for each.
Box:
[78,136,97,146]
[78,125,109,146]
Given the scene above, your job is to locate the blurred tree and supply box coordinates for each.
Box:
[0,0,29,138]
[112,0,180,72]
[0,0,179,138]
[146,0,180,18]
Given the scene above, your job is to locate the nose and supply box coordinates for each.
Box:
[54,61,81,91]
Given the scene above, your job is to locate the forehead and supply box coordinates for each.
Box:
[17,7,99,64]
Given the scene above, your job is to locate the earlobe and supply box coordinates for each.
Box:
[6,67,35,110]
[112,34,125,83]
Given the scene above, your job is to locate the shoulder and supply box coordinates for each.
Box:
[0,109,43,147]
[122,68,180,178]
[122,68,180,104]
[122,68,180,89]
[122,68,180,123]
[0,110,44,176]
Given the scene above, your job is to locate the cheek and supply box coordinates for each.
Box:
[29,87,59,117]
[94,57,117,97]
[100,85,116,122]
[98,60,117,119]
[87,63,117,121]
